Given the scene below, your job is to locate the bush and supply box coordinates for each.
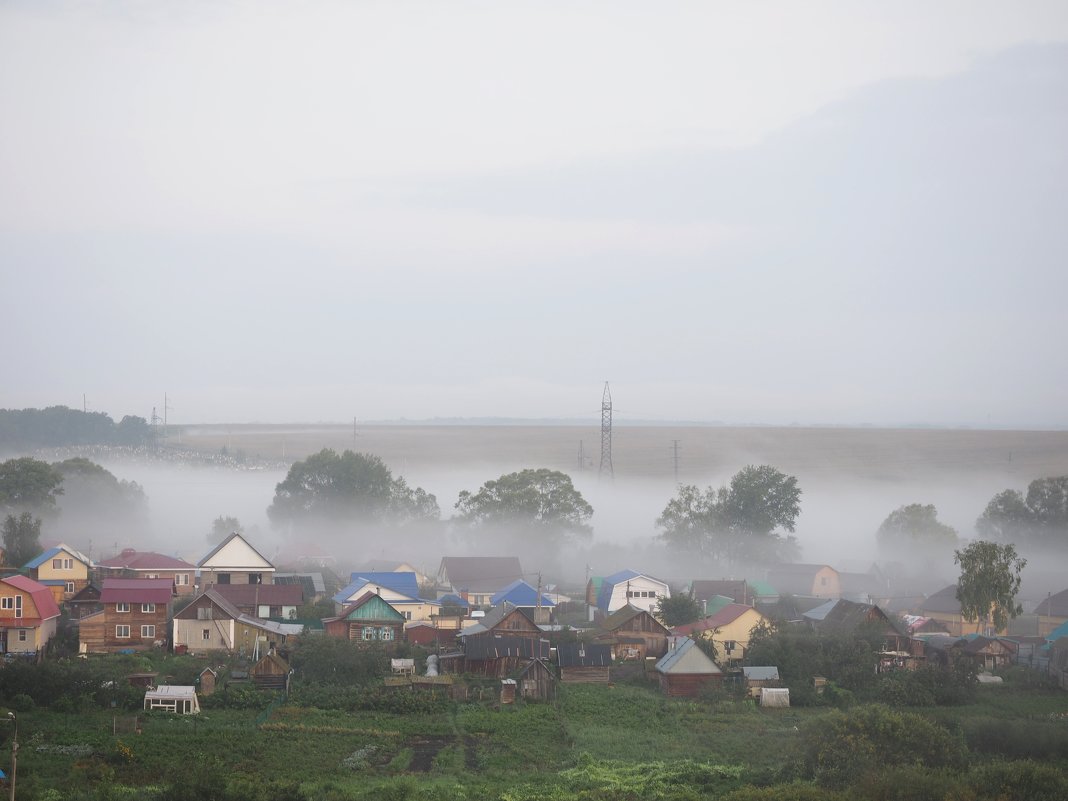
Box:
[722,783,848,801]
[961,716,1068,760]
[965,760,1068,801]
[797,704,967,788]
[10,692,35,711]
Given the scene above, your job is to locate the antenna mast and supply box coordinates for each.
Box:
[599,382,614,480]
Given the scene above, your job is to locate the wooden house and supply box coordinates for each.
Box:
[251,652,291,691]
[920,585,1007,637]
[958,636,1016,671]
[461,602,542,640]
[22,544,91,603]
[654,638,724,698]
[556,642,612,684]
[80,578,174,654]
[672,604,769,666]
[197,533,276,588]
[323,592,405,644]
[766,564,841,600]
[172,589,301,656]
[333,572,440,621]
[455,632,551,677]
[0,575,61,654]
[212,583,303,619]
[97,549,197,596]
[516,657,556,701]
[490,580,555,625]
[67,582,103,619]
[599,605,672,659]
[437,557,524,608]
[1034,589,1068,638]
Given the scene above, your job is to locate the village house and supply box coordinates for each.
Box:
[690,579,756,608]
[171,589,301,656]
[596,604,672,660]
[211,583,303,619]
[594,569,670,617]
[672,603,769,666]
[804,599,923,670]
[351,560,432,587]
[323,591,406,643]
[655,637,724,697]
[22,544,91,603]
[0,574,61,655]
[1034,588,1068,638]
[97,549,198,596]
[919,585,1007,637]
[67,582,103,619]
[765,564,841,600]
[197,533,276,588]
[925,634,1017,672]
[437,556,524,608]
[333,571,440,621]
[274,572,328,603]
[79,578,174,653]
[490,579,555,624]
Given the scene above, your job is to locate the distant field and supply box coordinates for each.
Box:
[179,423,1068,484]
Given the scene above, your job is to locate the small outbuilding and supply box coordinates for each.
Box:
[250,652,291,691]
[557,642,612,684]
[654,638,723,698]
[516,657,557,701]
[741,666,780,699]
[760,687,790,707]
[199,667,218,696]
[144,685,200,714]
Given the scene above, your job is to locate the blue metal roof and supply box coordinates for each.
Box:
[491,579,555,608]
[596,569,643,612]
[22,547,63,570]
[333,572,422,605]
[438,593,470,608]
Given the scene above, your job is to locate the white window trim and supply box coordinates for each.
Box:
[142,603,156,613]
[116,602,130,613]
[116,625,131,638]
[141,625,155,638]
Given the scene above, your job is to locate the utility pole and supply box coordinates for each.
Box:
[671,439,680,483]
[577,440,586,471]
[163,393,173,443]
[6,711,17,801]
[83,394,87,413]
[599,382,613,480]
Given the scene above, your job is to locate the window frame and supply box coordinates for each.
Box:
[116,602,130,613]
[115,625,131,639]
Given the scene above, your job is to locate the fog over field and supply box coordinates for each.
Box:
[39,424,1063,606]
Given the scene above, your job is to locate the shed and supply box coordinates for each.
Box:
[654,638,723,698]
[500,678,517,705]
[199,667,217,696]
[760,688,790,707]
[556,642,612,684]
[144,685,200,714]
[250,652,291,691]
[741,666,780,698]
[516,657,556,701]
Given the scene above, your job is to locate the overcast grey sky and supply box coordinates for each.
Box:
[2,1,1067,427]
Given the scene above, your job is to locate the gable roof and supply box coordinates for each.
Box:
[596,569,667,611]
[175,589,245,621]
[491,579,556,608]
[98,550,196,571]
[461,602,538,637]
[1035,589,1068,618]
[23,545,90,570]
[602,604,671,635]
[100,578,175,604]
[326,591,406,623]
[463,632,550,660]
[655,637,722,675]
[921,585,962,614]
[673,604,760,636]
[437,593,470,608]
[212,584,304,607]
[349,571,420,598]
[1,575,61,621]
[198,533,275,571]
[691,580,751,605]
[438,557,523,592]
[275,572,327,595]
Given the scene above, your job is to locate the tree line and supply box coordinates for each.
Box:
[0,405,153,449]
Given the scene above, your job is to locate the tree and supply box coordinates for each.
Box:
[954,540,1027,633]
[657,465,801,565]
[2,512,42,568]
[977,476,1068,547]
[0,457,64,513]
[876,503,958,552]
[453,468,593,543]
[208,515,244,544]
[267,449,438,525]
[655,591,702,627]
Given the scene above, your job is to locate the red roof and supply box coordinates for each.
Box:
[673,603,756,636]
[2,575,61,622]
[98,550,196,570]
[100,578,175,604]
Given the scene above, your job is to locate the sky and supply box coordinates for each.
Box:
[2,1,1067,427]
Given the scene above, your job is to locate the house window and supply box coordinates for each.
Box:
[362,627,375,640]
[141,625,156,638]
[17,630,27,642]
[116,625,131,638]
[197,607,213,620]
[52,557,73,570]
[725,640,736,653]
[202,629,211,640]
[380,627,394,641]
[404,611,412,621]
[1,597,15,610]
[217,574,231,585]
[249,573,263,585]
[65,582,75,594]
[142,603,156,613]
[175,574,189,586]
[116,602,130,613]
[648,591,656,598]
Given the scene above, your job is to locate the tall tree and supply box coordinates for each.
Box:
[655,591,702,627]
[2,512,42,568]
[954,540,1026,633]
[657,465,801,565]
[0,457,64,513]
[267,449,438,525]
[208,515,244,544]
[977,476,1068,547]
[454,468,593,543]
[877,503,958,552]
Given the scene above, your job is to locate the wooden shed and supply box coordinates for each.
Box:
[557,642,612,684]
[199,667,217,696]
[516,657,556,701]
[250,652,291,691]
[654,638,723,698]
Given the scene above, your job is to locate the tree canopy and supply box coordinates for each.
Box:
[2,512,42,568]
[954,540,1026,633]
[977,476,1068,547]
[209,515,244,544]
[657,465,801,565]
[0,457,64,513]
[453,468,593,543]
[267,449,439,525]
[0,406,152,448]
[876,503,958,552]
[655,591,702,627]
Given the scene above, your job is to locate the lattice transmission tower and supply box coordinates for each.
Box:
[599,382,614,480]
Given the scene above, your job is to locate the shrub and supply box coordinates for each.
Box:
[965,760,1068,801]
[961,716,1068,760]
[722,783,848,801]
